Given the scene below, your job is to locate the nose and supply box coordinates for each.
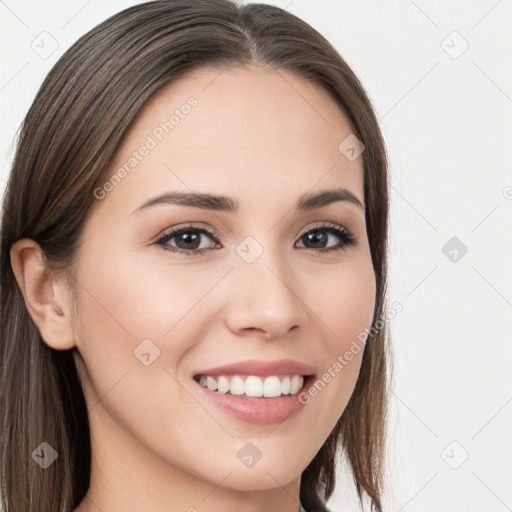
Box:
[224,247,305,340]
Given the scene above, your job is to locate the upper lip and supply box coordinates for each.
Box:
[193,358,316,378]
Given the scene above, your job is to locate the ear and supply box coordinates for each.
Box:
[10,239,76,350]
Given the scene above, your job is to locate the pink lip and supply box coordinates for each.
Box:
[195,377,314,425]
[193,358,316,378]
[192,359,316,425]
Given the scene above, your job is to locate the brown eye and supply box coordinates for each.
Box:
[156,226,220,256]
[296,224,357,252]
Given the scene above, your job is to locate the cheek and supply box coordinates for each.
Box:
[73,245,216,346]
[308,257,376,349]
[297,258,376,440]
[70,250,223,468]
[71,246,229,416]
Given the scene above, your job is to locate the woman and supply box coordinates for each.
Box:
[0,1,391,511]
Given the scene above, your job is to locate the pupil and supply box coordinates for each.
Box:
[306,231,327,248]
[178,232,199,249]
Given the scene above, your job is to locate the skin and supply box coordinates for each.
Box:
[11,64,376,512]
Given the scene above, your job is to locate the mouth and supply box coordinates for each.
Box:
[191,358,316,424]
[193,373,314,400]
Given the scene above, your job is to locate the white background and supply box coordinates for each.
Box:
[1,1,511,511]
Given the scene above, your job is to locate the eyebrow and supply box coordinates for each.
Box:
[132,187,365,215]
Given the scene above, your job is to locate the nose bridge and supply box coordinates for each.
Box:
[225,236,303,337]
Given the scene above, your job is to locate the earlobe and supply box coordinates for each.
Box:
[10,239,76,351]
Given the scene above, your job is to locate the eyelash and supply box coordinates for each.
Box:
[155,222,358,256]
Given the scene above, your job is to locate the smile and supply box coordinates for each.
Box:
[192,358,316,424]
[195,374,305,398]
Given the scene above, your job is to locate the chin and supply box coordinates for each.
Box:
[208,465,302,492]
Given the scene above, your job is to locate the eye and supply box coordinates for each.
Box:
[155,222,357,256]
[155,224,220,256]
[295,223,357,253]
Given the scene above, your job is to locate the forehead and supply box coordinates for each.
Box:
[102,64,364,214]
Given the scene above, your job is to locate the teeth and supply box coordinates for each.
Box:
[206,376,217,391]
[245,375,263,397]
[217,375,230,394]
[281,376,291,395]
[290,375,302,394]
[196,374,305,397]
[230,375,245,395]
[263,376,282,397]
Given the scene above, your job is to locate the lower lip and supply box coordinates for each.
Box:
[196,378,311,425]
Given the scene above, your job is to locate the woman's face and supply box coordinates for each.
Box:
[71,64,375,498]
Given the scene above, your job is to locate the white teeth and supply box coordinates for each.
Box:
[217,375,230,394]
[263,376,282,397]
[281,376,291,395]
[290,375,302,394]
[197,374,305,397]
[206,376,217,391]
[245,376,263,397]
[230,375,245,395]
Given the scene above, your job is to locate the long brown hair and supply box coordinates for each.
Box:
[0,1,391,511]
